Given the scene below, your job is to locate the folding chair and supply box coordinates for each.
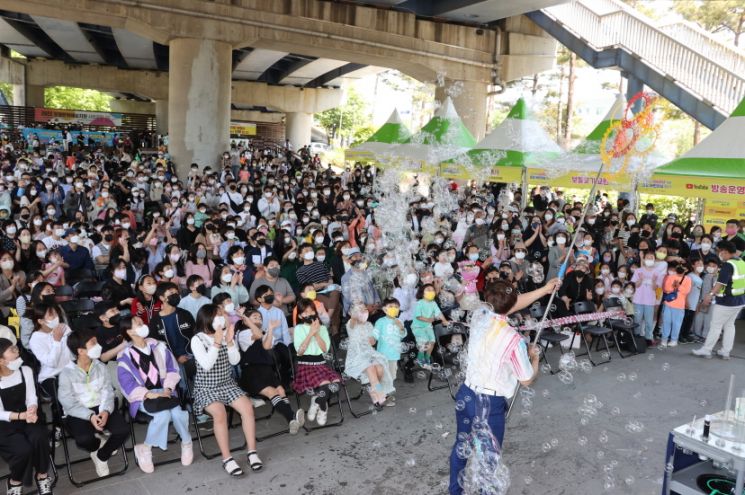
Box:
[603,298,640,358]
[73,280,106,299]
[50,380,129,488]
[427,322,468,399]
[290,345,345,432]
[570,301,614,367]
[328,338,378,419]
[122,398,183,469]
[66,269,96,285]
[183,377,246,460]
[529,304,570,374]
[53,285,74,303]
[233,359,291,443]
[60,299,95,319]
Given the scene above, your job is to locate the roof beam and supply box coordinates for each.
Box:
[153,41,168,71]
[231,47,253,72]
[305,63,366,88]
[78,23,127,67]
[396,0,486,17]
[0,10,73,62]
[257,54,316,85]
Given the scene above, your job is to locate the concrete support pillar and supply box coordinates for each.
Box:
[435,79,489,141]
[168,38,231,175]
[25,84,45,107]
[155,99,168,137]
[626,75,644,113]
[286,112,313,150]
[11,84,24,106]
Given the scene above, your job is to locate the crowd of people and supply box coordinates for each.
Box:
[0,129,742,495]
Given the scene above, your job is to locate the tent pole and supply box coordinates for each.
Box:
[520,167,528,210]
[696,198,705,225]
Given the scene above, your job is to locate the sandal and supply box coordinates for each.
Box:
[247,450,263,471]
[222,457,243,477]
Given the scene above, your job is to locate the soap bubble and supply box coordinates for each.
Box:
[558,352,577,371]
[416,371,427,380]
[600,351,610,360]
[435,422,443,429]
[539,364,552,374]
[625,475,635,486]
[628,371,638,381]
[664,462,674,473]
[542,389,550,398]
[464,395,472,402]
[426,409,433,417]
[409,407,417,415]
[633,392,642,399]
[557,370,574,385]
[550,438,559,447]
[625,420,645,433]
[406,458,416,467]
[669,409,679,417]
[578,436,588,446]
[662,362,670,372]
[541,442,552,453]
[599,431,609,444]
[372,440,382,448]
[616,373,627,382]
[611,407,621,416]
[455,400,466,412]
[524,476,533,486]
[328,383,339,393]
[578,359,592,373]
[596,450,605,459]
[699,399,709,408]
[648,353,655,360]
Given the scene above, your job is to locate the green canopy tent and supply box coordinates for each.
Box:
[375,97,476,170]
[345,108,412,162]
[639,96,745,228]
[442,97,562,182]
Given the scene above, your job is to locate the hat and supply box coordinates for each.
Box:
[346,247,361,256]
[65,227,78,237]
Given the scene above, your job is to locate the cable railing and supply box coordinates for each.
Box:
[544,0,745,114]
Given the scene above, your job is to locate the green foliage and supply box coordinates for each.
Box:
[44,86,112,111]
[674,0,745,46]
[351,124,376,147]
[638,194,698,218]
[0,83,12,104]
[315,87,371,147]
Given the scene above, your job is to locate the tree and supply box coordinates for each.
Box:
[0,83,12,104]
[674,0,745,46]
[44,86,112,111]
[315,87,371,148]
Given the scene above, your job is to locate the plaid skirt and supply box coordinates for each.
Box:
[292,363,341,394]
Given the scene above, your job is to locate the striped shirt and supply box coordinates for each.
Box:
[296,262,331,286]
[465,313,533,398]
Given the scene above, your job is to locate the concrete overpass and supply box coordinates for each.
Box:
[0,0,560,173]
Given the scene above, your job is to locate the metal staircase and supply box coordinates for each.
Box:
[526,0,745,129]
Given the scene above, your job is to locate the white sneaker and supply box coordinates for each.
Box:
[692,348,713,359]
[181,442,194,466]
[658,340,668,349]
[134,443,154,474]
[90,450,110,477]
[716,349,731,360]
[668,340,678,348]
[307,397,319,422]
[289,409,305,435]
[316,407,327,426]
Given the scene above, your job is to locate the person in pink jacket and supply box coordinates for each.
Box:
[659,261,692,348]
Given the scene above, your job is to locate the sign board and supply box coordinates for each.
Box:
[34,108,123,127]
[230,123,257,137]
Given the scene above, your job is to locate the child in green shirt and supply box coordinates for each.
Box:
[410,284,448,369]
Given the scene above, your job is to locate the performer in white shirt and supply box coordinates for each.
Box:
[449,277,560,495]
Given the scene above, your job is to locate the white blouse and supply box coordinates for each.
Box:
[0,366,37,422]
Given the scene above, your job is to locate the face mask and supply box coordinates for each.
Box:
[475,218,485,226]
[114,268,127,279]
[626,219,636,226]
[701,242,711,251]
[611,287,621,294]
[265,266,280,278]
[668,270,676,276]
[224,302,235,314]
[87,344,103,359]
[601,269,610,275]
[468,253,479,261]
[515,252,526,260]
[37,249,47,258]
[135,325,150,338]
[143,283,157,295]
[6,357,23,371]
[587,218,596,225]
[595,288,605,295]
[423,291,436,301]
[167,293,181,307]
[303,251,315,261]
[316,255,326,262]
[656,252,666,260]
[694,266,704,274]
[263,294,275,305]
[557,218,566,224]
[556,237,566,245]
[315,236,324,244]
[726,227,737,236]
[169,253,181,263]
[45,316,59,330]
[496,233,505,241]
[232,256,245,266]
[288,252,297,260]
[55,228,65,237]
[221,272,233,284]
[225,232,235,240]
[212,316,226,332]
[618,272,627,280]
[163,269,175,279]
[706,266,717,274]
[545,215,553,221]
[644,259,655,267]
[385,307,400,318]
[0,260,13,270]
[33,219,42,226]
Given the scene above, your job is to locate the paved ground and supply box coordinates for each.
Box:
[40,328,745,494]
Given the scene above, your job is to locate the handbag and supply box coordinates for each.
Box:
[143,396,182,413]
[662,275,684,302]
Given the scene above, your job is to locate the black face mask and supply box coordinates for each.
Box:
[108,313,121,326]
[196,284,209,296]
[263,294,275,304]
[300,314,317,324]
[256,238,266,246]
[42,294,55,304]
[167,294,181,307]
[104,234,114,242]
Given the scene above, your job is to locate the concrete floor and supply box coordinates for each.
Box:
[42,329,745,495]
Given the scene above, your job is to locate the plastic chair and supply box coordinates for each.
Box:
[122,398,184,469]
[54,285,74,303]
[571,301,614,367]
[529,304,570,374]
[329,338,379,419]
[60,299,95,319]
[73,280,106,299]
[290,344,345,433]
[66,269,96,285]
[603,297,640,358]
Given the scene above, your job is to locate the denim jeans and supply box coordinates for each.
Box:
[449,385,507,495]
[140,389,192,450]
[661,306,685,342]
[633,303,655,339]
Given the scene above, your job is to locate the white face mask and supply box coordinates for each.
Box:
[303,251,315,261]
[6,357,23,371]
[601,269,610,275]
[163,269,175,279]
[706,266,717,274]
[221,272,233,284]
[545,215,553,221]
[135,325,150,338]
[700,242,711,251]
[644,259,655,267]
[556,237,566,245]
[595,287,605,295]
[212,316,226,332]
[475,218,485,225]
[170,253,181,263]
[114,268,127,279]
[232,256,245,266]
[624,290,634,297]
[515,252,526,260]
[46,317,59,329]
[317,255,326,262]
[496,233,505,241]
[87,343,102,360]
[618,272,627,280]
[611,287,621,294]
[36,250,47,259]
[224,303,235,314]
[695,266,704,273]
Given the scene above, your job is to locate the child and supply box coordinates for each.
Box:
[457,254,481,311]
[292,298,341,427]
[391,273,418,383]
[659,261,692,348]
[42,249,65,287]
[631,251,664,346]
[679,258,704,344]
[691,258,719,341]
[347,303,394,407]
[621,283,636,317]
[191,304,262,477]
[372,298,406,386]
[410,285,448,369]
[236,310,305,435]
[178,275,211,320]
[292,284,330,327]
